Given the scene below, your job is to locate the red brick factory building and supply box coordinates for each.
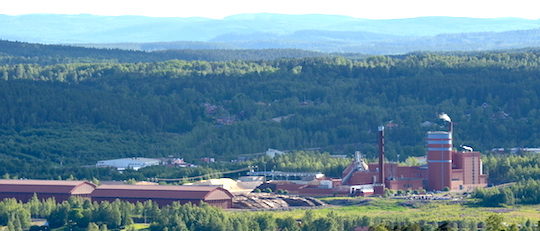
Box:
[253,115,488,197]
[343,114,487,193]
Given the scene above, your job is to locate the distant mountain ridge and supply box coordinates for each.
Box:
[2,13,540,54]
[1,14,540,42]
[79,27,540,54]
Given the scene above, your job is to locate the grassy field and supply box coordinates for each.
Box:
[237,197,540,224]
[122,224,150,230]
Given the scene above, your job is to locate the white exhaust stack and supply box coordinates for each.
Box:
[439,113,452,134]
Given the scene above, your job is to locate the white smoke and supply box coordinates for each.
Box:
[438,113,452,122]
[461,145,473,152]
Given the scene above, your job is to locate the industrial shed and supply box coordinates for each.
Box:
[0,179,96,202]
[91,185,234,208]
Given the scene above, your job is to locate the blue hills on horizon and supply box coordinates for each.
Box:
[1,13,540,54]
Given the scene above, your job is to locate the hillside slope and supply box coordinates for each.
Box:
[2,43,540,176]
[0,40,328,64]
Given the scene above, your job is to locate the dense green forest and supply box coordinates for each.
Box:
[483,153,540,185]
[473,179,540,206]
[0,40,328,64]
[473,152,540,206]
[2,40,540,181]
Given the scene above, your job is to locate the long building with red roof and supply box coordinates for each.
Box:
[91,184,233,208]
[0,180,234,208]
[0,179,96,202]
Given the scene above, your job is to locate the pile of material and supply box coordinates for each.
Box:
[233,193,325,209]
[185,178,263,195]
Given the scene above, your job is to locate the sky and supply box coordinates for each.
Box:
[1,0,539,19]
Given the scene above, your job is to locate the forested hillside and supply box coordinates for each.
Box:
[0,40,328,64]
[2,40,540,179]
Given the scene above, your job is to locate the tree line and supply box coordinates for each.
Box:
[473,179,540,206]
[473,152,540,206]
[482,153,540,185]
[1,196,538,231]
[0,40,328,65]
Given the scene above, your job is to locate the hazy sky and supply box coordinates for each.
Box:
[1,0,539,19]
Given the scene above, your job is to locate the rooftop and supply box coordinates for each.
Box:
[98,157,160,163]
[0,179,96,194]
[0,179,88,186]
[92,185,233,200]
[427,131,450,134]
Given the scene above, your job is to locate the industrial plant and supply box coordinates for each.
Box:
[267,114,488,196]
[0,114,488,209]
[342,114,488,194]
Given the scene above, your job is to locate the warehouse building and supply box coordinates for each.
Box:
[0,179,234,208]
[0,179,96,202]
[91,185,234,208]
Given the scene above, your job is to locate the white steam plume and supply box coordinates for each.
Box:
[461,145,473,152]
[438,113,452,122]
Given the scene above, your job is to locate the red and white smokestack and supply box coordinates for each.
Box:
[378,125,385,185]
[428,113,454,191]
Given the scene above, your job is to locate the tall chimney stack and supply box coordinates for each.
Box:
[378,126,385,185]
[374,125,386,195]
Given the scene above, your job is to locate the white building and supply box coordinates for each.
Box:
[96,158,160,171]
[265,148,285,158]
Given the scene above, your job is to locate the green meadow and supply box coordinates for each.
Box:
[242,197,540,224]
